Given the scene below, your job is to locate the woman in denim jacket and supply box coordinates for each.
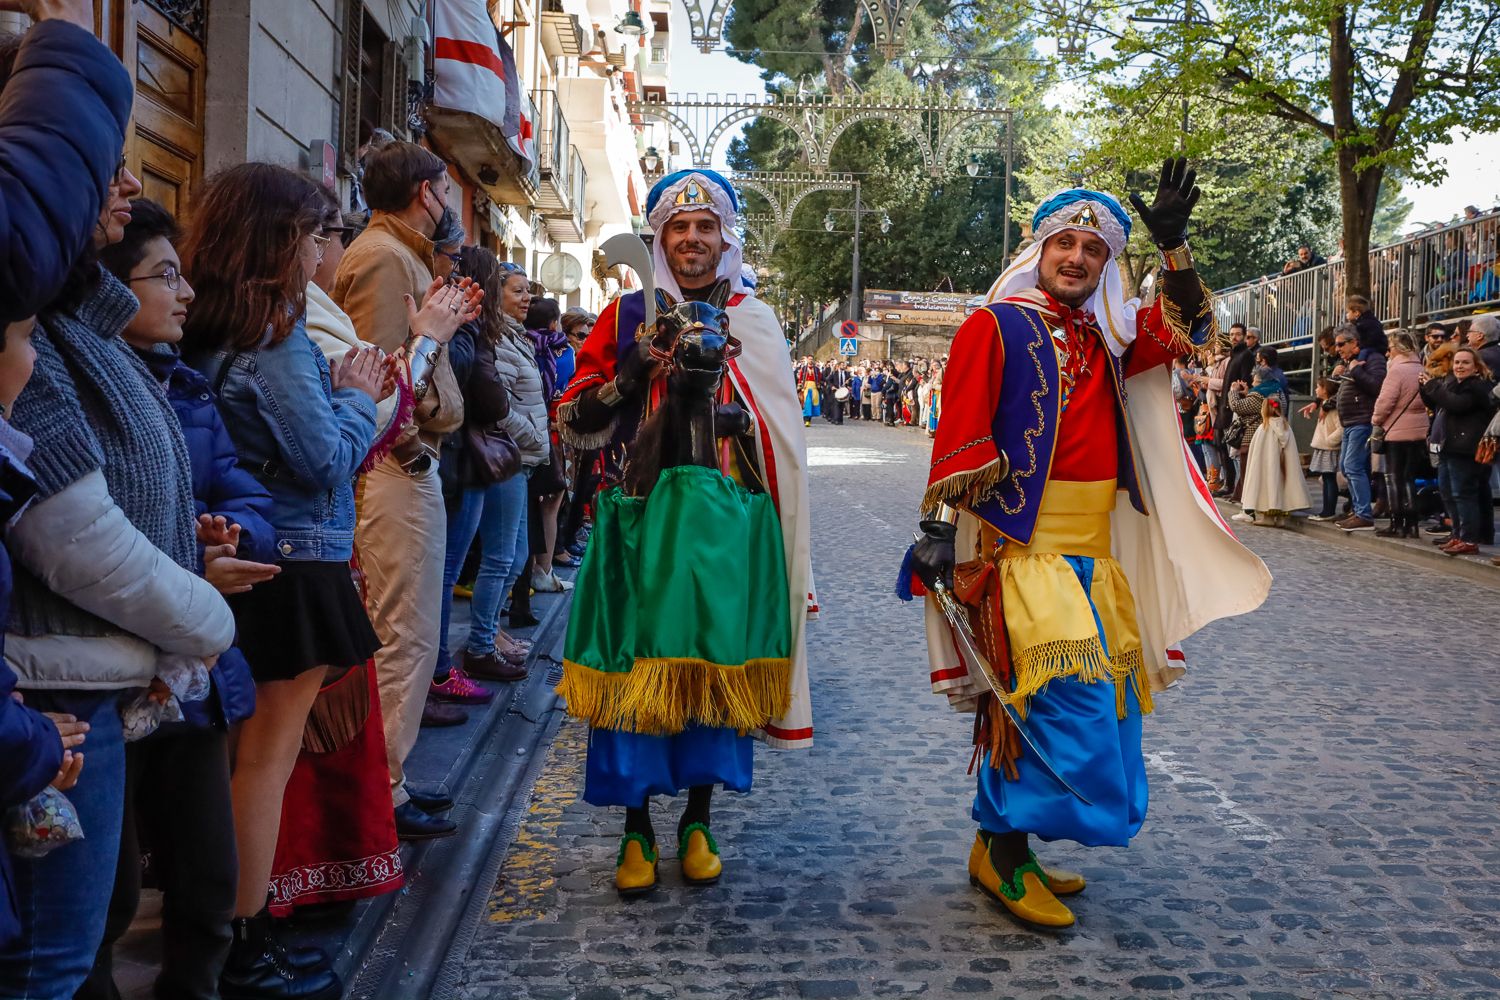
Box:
[177,163,476,998]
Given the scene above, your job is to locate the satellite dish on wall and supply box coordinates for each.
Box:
[540,252,584,294]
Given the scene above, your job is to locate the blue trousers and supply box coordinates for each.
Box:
[439,471,530,664]
[584,725,752,808]
[1341,424,1374,519]
[972,557,1148,847]
[0,692,126,1000]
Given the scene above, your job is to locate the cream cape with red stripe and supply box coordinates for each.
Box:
[722,295,817,748]
[925,328,1272,712]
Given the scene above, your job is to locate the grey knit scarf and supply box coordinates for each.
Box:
[7,267,198,638]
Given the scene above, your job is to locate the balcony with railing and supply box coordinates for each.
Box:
[531,89,583,241]
[550,147,587,245]
[1212,210,1500,396]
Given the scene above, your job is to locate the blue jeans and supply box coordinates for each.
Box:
[0,692,126,1000]
[462,471,531,656]
[1340,424,1374,519]
[1444,454,1490,543]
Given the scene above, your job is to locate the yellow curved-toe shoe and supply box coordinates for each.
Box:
[615,834,658,897]
[1041,863,1086,897]
[967,833,1074,929]
[679,823,722,885]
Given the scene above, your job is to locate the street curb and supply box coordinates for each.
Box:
[1216,499,1500,591]
[331,587,573,997]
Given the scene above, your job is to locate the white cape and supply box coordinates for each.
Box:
[722,295,817,749]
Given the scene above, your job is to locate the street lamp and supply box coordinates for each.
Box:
[966,153,981,178]
[642,146,660,171]
[615,10,645,36]
[880,212,891,234]
[824,212,836,232]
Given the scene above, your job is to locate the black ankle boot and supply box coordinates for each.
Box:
[220,912,341,1000]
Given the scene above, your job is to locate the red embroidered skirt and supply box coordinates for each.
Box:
[267,662,404,915]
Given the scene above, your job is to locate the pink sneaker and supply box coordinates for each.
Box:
[429,667,495,704]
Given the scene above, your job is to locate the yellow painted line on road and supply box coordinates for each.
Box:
[485,717,586,923]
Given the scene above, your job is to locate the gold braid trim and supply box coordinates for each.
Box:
[920,457,1005,517]
[1004,641,1148,721]
[556,395,620,450]
[1157,276,1222,358]
[557,657,792,735]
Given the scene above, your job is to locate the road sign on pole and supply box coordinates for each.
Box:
[839,320,859,340]
[838,337,858,356]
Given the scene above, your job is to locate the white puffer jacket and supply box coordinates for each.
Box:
[491,318,550,466]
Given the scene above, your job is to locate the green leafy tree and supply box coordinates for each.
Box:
[1090,0,1500,296]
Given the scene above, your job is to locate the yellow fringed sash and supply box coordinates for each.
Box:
[557,657,792,736]
[994,479,1151,720]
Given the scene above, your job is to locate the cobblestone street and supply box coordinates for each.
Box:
[456,420,1500,1000]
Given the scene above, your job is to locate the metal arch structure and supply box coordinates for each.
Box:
[682,0,918,56]
[861,0,919,58]
[739,212,779,259]
[627,92,1014,178]
[1035,0,1099,56]
[681,0,734,53]
[732,171,859,246]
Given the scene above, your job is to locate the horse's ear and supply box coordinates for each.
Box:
[706,279,732,310]
[655,288,676,314]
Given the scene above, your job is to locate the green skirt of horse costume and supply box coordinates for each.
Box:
[558,465,793,735]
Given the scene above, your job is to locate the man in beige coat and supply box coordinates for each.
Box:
[333,142,465,840]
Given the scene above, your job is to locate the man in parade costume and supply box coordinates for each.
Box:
[556,169,816,895]
[904,160,1271,928]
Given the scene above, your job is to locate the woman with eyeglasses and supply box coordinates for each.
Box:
[178,162,475,998]
[0,159,237,996]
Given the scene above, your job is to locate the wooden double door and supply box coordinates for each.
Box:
[96,0,207,216]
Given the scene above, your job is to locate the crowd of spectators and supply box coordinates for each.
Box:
[793,355,945,433]
[0,9,595,998]
[1174,290,1499,561]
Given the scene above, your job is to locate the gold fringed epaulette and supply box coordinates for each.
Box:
[1158,277,1222,358]
[556,396,620,450]
[920,456,1006,518]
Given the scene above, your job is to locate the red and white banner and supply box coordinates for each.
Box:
[433,0,508,132]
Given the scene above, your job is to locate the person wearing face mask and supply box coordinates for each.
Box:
[333,142,477,840]
[0,155,234,996]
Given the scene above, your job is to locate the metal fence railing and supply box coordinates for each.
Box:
[1213,209,1500,396]
[794,298,851,357]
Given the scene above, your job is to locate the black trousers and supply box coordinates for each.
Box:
[79,726,236,1000]
[1383,439,1426,529]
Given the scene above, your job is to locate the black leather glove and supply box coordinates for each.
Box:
[910,520,956,592]
[714,403,752,438]
[1128,157,1201,248]
[615,344,660,396]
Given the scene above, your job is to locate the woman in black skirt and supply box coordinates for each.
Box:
[180,163,476,997]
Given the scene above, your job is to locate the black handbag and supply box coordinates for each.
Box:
[463,425,522,484]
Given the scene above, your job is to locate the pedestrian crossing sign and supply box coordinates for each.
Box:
[838,337,858,356]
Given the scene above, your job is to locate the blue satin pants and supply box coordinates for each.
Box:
[972,556,1149,847]
[584,725,752,807]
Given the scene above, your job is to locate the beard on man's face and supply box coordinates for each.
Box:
[1036,267,1101,308]
[668,240,722,281]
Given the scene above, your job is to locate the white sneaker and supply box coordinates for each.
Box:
[531,570,574,593]
[1231,512,1254,523]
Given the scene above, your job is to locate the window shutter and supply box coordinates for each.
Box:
[339,0,364,174]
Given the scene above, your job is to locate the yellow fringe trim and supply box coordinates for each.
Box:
[556,657,792,735]
[921,458,1004,517]
[1004,639,1149,721]
[1158,277,1222,357]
